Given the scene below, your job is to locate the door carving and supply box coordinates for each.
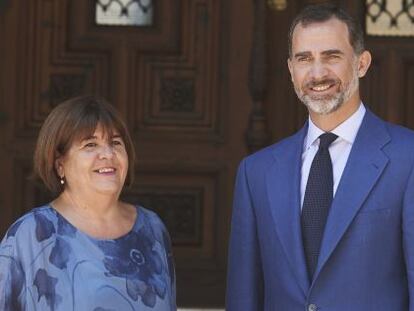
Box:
[0,0,254,307]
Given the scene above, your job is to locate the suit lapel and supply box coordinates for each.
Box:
[266,125,310,294]
[313,110,390,282]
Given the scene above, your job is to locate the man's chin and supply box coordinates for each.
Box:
[303,97,343,115]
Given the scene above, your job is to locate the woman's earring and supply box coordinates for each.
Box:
[60,176,65,185]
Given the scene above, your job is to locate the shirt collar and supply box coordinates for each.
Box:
[304,103,366,150]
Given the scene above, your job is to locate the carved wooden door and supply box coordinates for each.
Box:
[0,0,256,307]
[3,0,410,307]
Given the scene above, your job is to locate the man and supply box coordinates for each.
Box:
[226,4,414,311]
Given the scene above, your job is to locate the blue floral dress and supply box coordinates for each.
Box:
[0,205,176,311]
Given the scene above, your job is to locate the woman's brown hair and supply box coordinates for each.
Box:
[33,95,136,194]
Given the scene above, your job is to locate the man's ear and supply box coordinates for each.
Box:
[357,50,372,78]
[287,58,294,82]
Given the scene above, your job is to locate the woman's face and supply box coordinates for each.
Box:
[56,125,129,197]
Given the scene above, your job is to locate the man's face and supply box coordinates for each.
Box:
[288,18,362,115]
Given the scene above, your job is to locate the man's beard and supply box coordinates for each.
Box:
[294,68,359,115]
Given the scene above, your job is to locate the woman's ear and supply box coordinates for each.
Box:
[54,157,64,178]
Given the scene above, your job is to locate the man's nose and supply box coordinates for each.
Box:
[309,61,329,80]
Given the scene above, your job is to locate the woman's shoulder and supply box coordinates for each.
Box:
[136,205,172,243]
[2,205,55,242]
[137,205,167,229]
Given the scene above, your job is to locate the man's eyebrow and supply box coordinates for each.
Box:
[293,49,345,59]
[293,51,312,59]
[321,49,344,56]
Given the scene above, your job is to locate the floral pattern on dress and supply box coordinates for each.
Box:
[49,237,72,270]
[33,268,62,310]
[6,219,24,239]
[95,223,168,307]
[0,205,175,311]
[2,256,25,311]
[56,216,77,237]
[34,213,55,242]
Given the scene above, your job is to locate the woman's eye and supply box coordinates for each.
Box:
[84,142,96,148]
[111,140,123,146]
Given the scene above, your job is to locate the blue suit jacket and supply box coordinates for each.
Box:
[227,109,414,311]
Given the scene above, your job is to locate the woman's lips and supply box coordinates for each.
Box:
[94,167,116,174]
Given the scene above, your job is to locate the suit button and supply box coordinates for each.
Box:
[308,304,318,311]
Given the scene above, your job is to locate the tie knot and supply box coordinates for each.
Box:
[318,132,337,150]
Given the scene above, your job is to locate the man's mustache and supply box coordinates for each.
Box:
[304,78,339,89]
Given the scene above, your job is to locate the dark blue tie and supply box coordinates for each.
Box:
[301,132,338,280]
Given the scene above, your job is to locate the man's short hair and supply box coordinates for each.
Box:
[288,3,364,57]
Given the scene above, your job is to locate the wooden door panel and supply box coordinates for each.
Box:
[402,57,414,127]
[360,48,389,119]
[0,0,254,307]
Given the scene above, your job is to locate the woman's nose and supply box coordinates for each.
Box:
[99,144,115,159]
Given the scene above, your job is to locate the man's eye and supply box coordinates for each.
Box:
[298,57,311,62]
[327,54,340,60]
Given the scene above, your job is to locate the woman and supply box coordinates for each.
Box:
[0,96,176,310]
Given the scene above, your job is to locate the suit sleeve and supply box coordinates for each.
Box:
[403,163,414,310]
[226,159,264,311]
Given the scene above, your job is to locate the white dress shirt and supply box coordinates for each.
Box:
[300,103,366,208]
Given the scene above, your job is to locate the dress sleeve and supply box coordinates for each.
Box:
[146,209,177,310]
[0,223,26,311]
[162,225,176,310]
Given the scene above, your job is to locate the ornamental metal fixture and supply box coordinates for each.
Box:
[366,0,414,36]
[267,0,287,11]
[96,0,153,26]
